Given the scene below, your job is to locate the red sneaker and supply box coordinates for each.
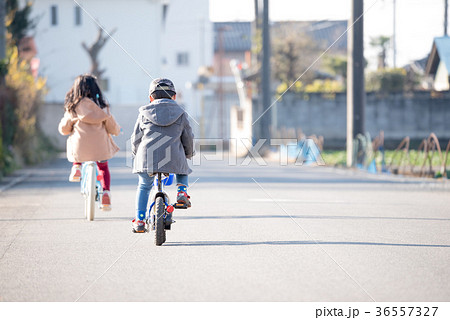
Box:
[132,219,147,233]
[176,191,191,207]
[101,190,111,211]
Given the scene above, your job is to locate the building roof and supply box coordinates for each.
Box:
[213,20,348,53]
[403,55,429,75]
[214,22,252,52]
[425,36,450,76]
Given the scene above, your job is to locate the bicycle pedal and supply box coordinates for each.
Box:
[174,203,188,209]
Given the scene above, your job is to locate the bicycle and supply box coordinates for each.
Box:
[145,172,188,246]
[80,161,106,221]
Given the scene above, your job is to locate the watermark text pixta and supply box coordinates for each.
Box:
[126,137,325,168]
[192,138,325,166]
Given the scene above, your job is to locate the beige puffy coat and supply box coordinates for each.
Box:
[58,98,120,162]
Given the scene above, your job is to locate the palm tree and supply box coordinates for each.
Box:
[370,36,390,70]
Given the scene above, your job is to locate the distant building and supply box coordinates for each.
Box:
[425,36,450,91]
[213,22,252,80]
[201,22,252,139]
[404,56,429,75]
[272,20,348,54]
[31,0,213,118]
[403,55,429,90]
[207,20,347,139]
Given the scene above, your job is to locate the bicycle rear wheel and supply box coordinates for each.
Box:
[154,196,166,246]
[84,163,96,221]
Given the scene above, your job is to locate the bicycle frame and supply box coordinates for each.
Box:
[80,161,103,201]
[80,162,104,221]
[147,173,174,230]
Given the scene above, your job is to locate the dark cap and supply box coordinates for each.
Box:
[149,78,176,95]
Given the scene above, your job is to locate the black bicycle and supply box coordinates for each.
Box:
[146,173,188,246]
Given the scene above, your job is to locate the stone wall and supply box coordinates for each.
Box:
[274,91,450,149]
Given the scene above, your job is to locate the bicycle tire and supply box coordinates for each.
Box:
[85,163,96,221]
[154,196,166,246]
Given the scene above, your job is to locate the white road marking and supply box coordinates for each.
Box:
[248,198,347,203]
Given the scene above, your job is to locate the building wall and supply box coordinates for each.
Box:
[32,0,162,106]
[434,61,450,91]
[31,0,212,112]
[275,92,450,149]
[160,0,213,123]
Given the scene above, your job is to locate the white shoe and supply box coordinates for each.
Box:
[69,165,82,182]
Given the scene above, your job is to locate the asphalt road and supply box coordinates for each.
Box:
[0,153,449,302]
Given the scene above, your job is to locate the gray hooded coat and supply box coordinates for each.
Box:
[131,99,194,175]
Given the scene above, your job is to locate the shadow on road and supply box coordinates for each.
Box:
[165,240,450,248]
[1,214,448,222]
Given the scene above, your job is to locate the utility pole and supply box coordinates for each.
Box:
[261,0,271,141]
[445,0,448,36]
[217,26,226,140]
[253,0,262,142]
[347,0,365,167]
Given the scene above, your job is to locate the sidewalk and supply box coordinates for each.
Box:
[0,169,32,194]
[0,153,67,194]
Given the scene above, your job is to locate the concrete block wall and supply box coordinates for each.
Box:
[275,92,450,149]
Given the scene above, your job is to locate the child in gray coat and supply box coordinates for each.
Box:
[131,78,194,233]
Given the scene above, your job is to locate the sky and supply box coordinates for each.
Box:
[209,0,446,69]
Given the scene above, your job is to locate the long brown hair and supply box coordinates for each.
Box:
[64,74,108,114]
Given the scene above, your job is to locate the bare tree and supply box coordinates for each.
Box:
[82,26,116,81]
[272,31,322,87]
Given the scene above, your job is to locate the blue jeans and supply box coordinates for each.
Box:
[135,173,188,221]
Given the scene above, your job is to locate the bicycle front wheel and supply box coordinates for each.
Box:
[154,196,166,246]
[84,163,96,221]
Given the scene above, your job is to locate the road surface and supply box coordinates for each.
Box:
[0,153,449,301]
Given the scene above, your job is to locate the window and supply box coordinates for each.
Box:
[75,6,82,26]
[176,52,189,66]
[50,5,58,26]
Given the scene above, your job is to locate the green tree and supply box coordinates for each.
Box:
[366,68,406,93]
[305,79,344,94]
[1,0,50,177]
[5,0,36,45]
[323,55,347,87]
[271,31,322,91]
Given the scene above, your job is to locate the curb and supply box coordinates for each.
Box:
[326,166,450,191]
[0,172,32,194]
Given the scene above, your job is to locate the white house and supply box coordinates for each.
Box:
[425,36,450,91]
[31,0,212,126]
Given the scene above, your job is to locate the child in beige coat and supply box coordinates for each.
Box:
[58,74,120,209]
